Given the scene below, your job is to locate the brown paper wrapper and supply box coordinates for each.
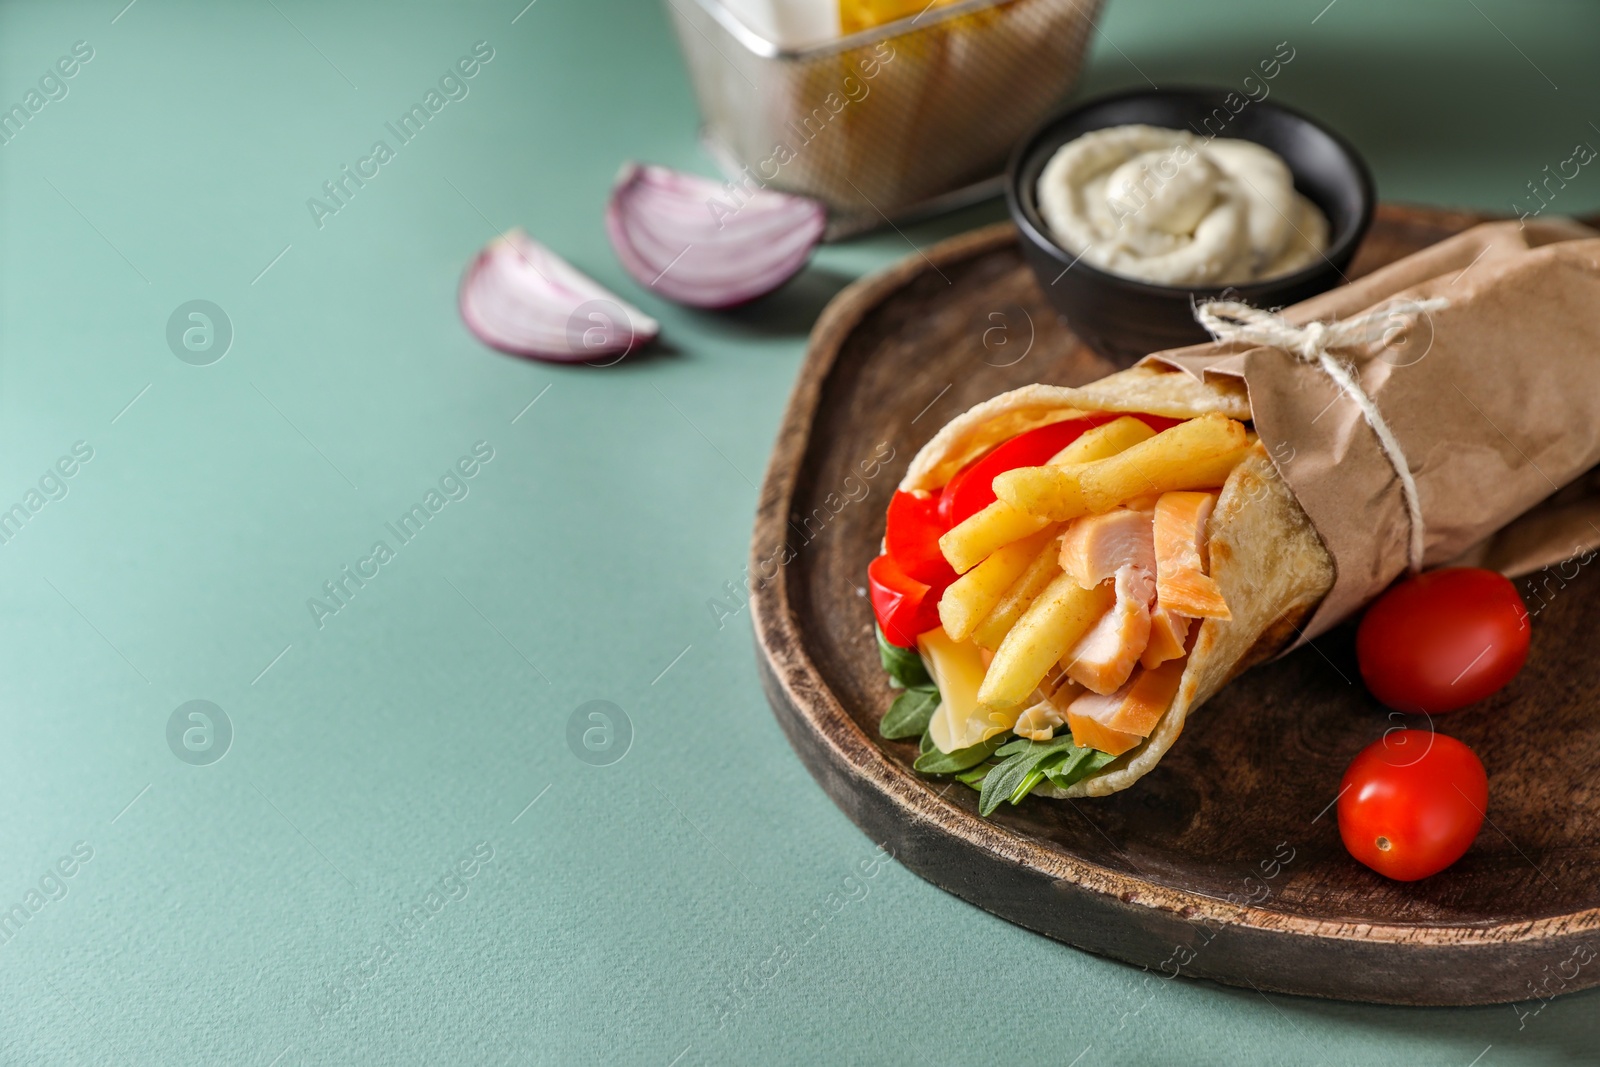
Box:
[1144,217,1600,641]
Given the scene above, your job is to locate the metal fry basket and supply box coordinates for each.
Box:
[665,0,1104,239]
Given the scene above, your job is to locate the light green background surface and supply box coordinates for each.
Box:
[1,0,1597,1064]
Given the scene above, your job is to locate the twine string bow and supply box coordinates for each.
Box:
[1194,297,1450,575]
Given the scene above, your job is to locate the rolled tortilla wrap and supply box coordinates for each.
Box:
[895,218,1600,798]
[898,365,1333,796]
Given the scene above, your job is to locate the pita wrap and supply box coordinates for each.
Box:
[893,219,1600,798]
[898,369,1332,797]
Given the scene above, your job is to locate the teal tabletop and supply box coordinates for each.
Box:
[2,1,1598,1064]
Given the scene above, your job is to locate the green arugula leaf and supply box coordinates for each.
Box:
[978,735,1093,816]
[955,760,999,787]
[879,688,939,740]
[1009,768,1050,805]
[876,625,932,690]
[913,734,1006,774]
[919,728,937,756]
[1043,748,1118,790]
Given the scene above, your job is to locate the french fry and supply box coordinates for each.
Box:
[990,467,1088,523]
[1077,414,1249,513]
[992,417,1159,521]
[970,535,1064,650]
[1048,416,1156,466]
[976,573,1115,709]
[938,527,1059,642]
[939,501,1049,574]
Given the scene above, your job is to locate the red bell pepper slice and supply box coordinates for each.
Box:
[885,490,958,586]
[868,553,946,648]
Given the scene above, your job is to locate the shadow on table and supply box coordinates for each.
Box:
[715,267,857,339]
[714,195,1015,341]
[1202,976,1600,1064]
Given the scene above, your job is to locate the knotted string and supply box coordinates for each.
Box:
[1194,297,1450,574]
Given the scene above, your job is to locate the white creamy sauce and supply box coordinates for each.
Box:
[1037,124,1330,286]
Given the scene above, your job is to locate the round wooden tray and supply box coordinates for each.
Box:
[749,204,1600,1006]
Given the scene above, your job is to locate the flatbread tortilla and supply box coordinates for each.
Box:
[898,365,1333,796]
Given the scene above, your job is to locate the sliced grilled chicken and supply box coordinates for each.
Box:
[1063,565,1154,694]
[1066,659,1186,754]
[1058,507,1156,587]
[1153,490,1230,619]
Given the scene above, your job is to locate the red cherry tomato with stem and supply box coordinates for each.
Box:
[1337,729,1487,881]
[1356,567,1530,714]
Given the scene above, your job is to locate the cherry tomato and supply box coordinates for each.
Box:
[937,413,1182,527]
[1356,567,1530,714]
[885,490,956,586]
[1337,730,1487,881]
[868,553,945,648]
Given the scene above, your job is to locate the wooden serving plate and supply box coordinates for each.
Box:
[750,204,1600,1006]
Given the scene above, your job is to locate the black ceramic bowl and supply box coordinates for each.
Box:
[1007,87,1374,366]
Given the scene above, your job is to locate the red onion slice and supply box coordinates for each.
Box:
[605,163,827,309]
[459,228,659,363]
